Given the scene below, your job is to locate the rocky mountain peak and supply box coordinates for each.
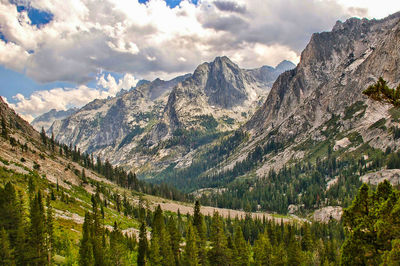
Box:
[275,60,296,72]
[204,56,248,108]
[246,12,400,155]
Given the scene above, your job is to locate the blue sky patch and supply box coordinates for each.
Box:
[0,66,76,103]
[13,2,53,27]
[138,0,198,8]
[0,31,7,43]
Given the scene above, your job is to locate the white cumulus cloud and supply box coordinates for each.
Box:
[9,73,138,122]
[0,0,381,84]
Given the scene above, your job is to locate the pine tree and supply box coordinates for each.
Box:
[110,221,128,266]
[167,216,181,265]
[152,205,164,237]
[14,193,27,265]
[28,191,47,265]
[0,182,23,249]
[79,212,94,266]
[50,132,55,151]
[93,199,106,265]
[182,224,199,266]
[233,225,250,266]
[301,223,313,252]
[0,228,14,265]
[46,196,54,264]
[192,201,207,264]
[381,239,400,265]
[208,212,231,265]
[253,231,272,266]
[149,234,162,266]
[137,222,148,266]
[40,127,47,145]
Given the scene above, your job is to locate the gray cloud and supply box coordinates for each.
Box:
[0,0,366,85]
[203,15,248,32]
[214,1,247,14]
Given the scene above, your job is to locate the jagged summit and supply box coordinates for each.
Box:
[50,55,290,172]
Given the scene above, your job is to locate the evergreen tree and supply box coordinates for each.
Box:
[149,234,162,266]
[253,231,272,266]
[233,225,250,266]
[167,216,181,265]
[50,132,55,151]
[160,226,175,265]
[208,212,231,265]
[0,183,23,250]
[79,212,94,266]
[381,239,400,265]
[28,191,47,265]
[192,201,207,264]
[301,223,313,252]
[110,222,128,266]
[340,181,400,265]
[152,205,164,237]
[40,127,47,145]
[271,243,287,266]
[46,196,54,264]
[91,197,105,266]
[137,222,148,266]
[182,224,199,266]
[0,228,14,265]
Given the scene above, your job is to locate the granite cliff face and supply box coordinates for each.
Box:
[238,13,400,175]
[149,56,276,143]
[50,57,293,170]
[247,13,400,135]
[50,75,187,157]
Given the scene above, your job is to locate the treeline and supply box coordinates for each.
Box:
[37,127,189,202]
[0,181,54,265]
[78,199,344,266]
[363,77,400,106]
[198,145,392,213]
[153,130,248,191]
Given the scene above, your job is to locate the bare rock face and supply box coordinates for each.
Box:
[150,56,272,142]
[247,13,400,134]
[241,12,400,174]
[50,75,186,160]
[312,206,343,223]
[360,169,400,186]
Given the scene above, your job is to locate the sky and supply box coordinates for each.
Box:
[0,0,399,122]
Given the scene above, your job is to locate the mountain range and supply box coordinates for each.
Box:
[45,58,295,171]
[30,12,400,215]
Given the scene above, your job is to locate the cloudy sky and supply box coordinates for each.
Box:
[0,0,399,122]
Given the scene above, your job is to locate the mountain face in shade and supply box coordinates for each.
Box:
[31,108,79,131]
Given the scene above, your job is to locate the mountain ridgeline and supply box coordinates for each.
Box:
[47,57,294,171]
